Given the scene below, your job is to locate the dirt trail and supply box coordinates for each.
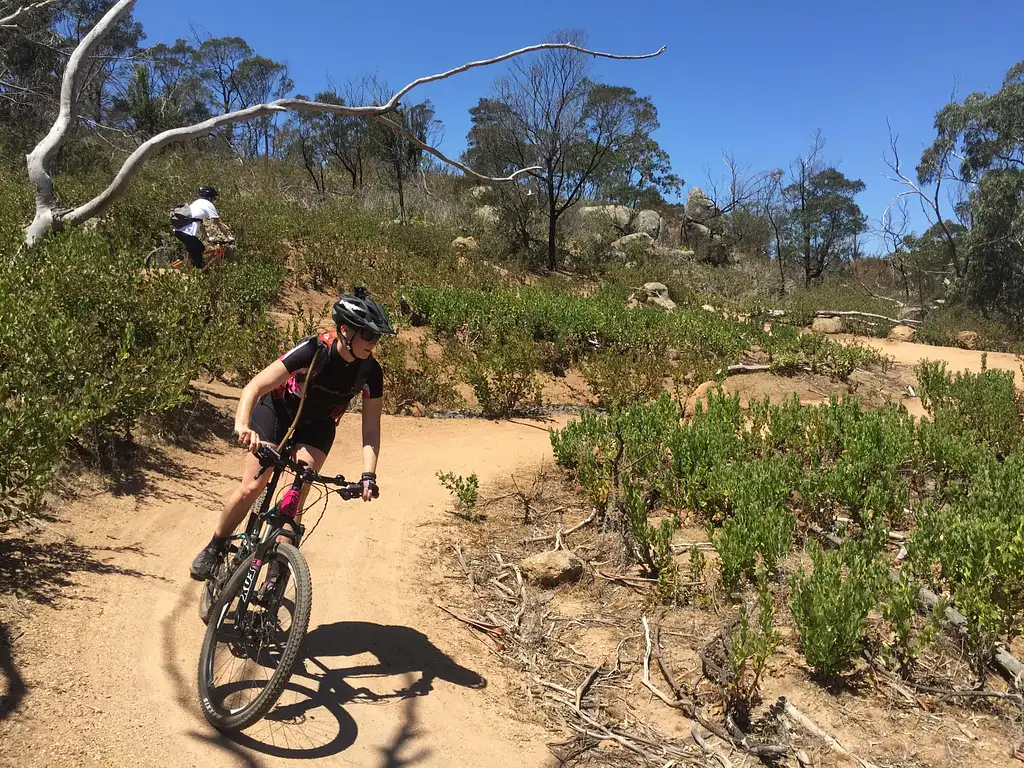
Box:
[0,411,569,768]
[850,334,1023,387]
[2,336,1020,768]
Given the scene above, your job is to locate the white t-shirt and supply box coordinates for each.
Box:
[175,198,219,237]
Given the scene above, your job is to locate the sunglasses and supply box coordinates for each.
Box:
[357,328,381,342]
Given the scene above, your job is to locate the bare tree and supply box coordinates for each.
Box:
[882,121,966,278]
[23,0,665,245]
[703,152,768,217]
[763,169,786,293]
[878,196,912,301]
[0,0,58,28]
[465,30,665,270]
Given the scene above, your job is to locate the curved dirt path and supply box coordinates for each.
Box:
[849,334,1023,387]
[0,411,568,768]
[1,336,1019,768]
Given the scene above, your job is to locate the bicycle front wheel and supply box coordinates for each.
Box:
[197,542,312,731]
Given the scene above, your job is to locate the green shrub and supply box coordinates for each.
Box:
[727,573,779,719]
[620,481,676,578]
[712,459,798,591]
[917,305,1023,352]
[0,159,289,521]
[916,359,1024,456]
[789,527,889,678]
[580,344,672,409]
[374,336,463,414]
[437,470,480,517]
[466,342,542,418]
[910,453,1024,672]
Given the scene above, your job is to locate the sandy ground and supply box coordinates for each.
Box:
[0,412,569,768]
[1,337,1019,767]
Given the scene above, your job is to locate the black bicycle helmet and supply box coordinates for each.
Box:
[332,287,397,335]
[198,185,218,201]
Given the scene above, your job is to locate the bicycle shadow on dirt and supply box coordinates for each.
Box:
[0,622,27,719]
[228,621,484,762]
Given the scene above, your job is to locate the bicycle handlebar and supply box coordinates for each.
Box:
[254,444,376,500]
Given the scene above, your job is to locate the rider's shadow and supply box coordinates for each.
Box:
[299,620,487,703]
[230,621,486,761]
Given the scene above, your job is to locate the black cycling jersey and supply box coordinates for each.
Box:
[272,333,383,424]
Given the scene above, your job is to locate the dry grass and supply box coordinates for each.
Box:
[430,463,1024,768]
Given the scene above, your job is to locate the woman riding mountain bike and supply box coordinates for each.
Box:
[190,287,397,582]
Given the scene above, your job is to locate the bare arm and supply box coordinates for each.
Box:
[360,397,383,500]
[234,360,291,450]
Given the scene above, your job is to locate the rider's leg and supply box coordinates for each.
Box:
[259,443,328,602]
[213,449,273,537]
[190,449,272,580]
[275,443,328,542]
[174,230,206,269]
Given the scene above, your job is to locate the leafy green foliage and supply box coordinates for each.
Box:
[910,452,1024,672]
[789,529,889,678]
[712,460,798,592]
[727,573,779,718]
[466,341,543,418]
[916,359,1024,455]
[373,336,462,415]
[437,471,480,518]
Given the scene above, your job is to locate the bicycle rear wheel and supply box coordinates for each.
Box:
[197,542,312,731]
[145,245,180,269]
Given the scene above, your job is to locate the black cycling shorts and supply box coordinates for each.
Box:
[249,394,336,456]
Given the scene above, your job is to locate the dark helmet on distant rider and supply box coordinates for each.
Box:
[198,185,218,201]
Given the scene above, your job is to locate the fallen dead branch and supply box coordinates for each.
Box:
[436,604,506,650]
[777,696,880,768]
[762,309,922,327]
[522,509,597,544]
[535,672,702,765]
[642,616,681,708]
[450,543,475,592]
[909,682,1024,707]
[690,724,735,768]
[642,617,790,761]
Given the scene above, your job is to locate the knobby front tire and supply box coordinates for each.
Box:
[196,543,312,731]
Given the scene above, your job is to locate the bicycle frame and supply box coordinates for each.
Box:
[230,441,306,621]
[220,439,366,626]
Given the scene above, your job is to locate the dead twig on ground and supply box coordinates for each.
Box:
[523,509,596,544]
[690,723,735,768]
[909,682,1024,707]
[436,604,506,649]
[642,616,683,708]
[777,696,880,768]
[450,543,475,592]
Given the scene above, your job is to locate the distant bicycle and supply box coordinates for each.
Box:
[144,241,232,270]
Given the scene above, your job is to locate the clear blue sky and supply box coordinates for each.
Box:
[134,0,1023,253]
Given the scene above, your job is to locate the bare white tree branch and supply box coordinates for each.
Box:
[370,114,540,183]
[388,42,666,109]
[25,0,136,242]
[0,0,58,28]
[881,120,964,277]
[23,4,665,245]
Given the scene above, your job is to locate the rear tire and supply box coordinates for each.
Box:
[197,543,312,731]
[145,245,179,269]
